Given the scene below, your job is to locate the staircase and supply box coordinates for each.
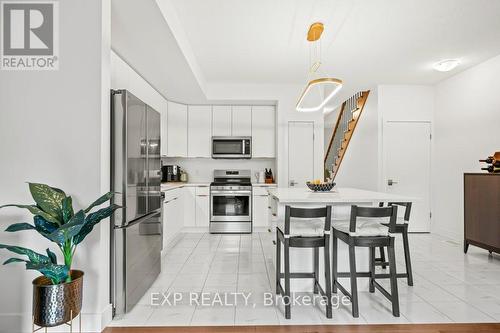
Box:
[324,90,370,181]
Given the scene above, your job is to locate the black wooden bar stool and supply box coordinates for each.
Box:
[276,205,333,319]
[376,202,414,286]
[331,205,400,317]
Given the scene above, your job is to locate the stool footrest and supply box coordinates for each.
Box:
[279,272,316,279]
[333,280,352,300]
[337,272,371,278]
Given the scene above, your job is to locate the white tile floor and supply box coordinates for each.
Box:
[110,231,500,326]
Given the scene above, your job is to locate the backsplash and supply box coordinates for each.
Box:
[162,157,276,183]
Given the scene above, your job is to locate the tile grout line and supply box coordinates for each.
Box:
[258,231,280,322]
[234,235,241,325]
[189,233,222,325]
[142,233,191,324]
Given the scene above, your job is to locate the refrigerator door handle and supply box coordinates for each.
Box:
[114,211,159,229]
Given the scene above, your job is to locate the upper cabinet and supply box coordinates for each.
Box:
[188,105,212,158]
[252,106,275,158]
[162,102,275,159]
[232,106,252,136]
[167,101,188,157]
[212,105,232,137]
[160,106,168,156]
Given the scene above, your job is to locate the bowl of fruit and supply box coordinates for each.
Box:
[306,179,336,192]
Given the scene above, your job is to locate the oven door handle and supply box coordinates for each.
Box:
[211,191,252,195]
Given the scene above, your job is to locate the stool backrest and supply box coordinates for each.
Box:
[350,205,398,233]
[378,202,412,222]
[284,206,332,236]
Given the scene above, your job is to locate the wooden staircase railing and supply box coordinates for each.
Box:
[324,90,370,181]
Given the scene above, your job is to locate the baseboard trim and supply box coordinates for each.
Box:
[181,227,209,233]
[432,227,461,243]
[0,304,113,333]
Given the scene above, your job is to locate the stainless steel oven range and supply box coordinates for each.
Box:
[210,170,252,233]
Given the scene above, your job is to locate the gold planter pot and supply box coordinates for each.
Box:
[32,270,84,328]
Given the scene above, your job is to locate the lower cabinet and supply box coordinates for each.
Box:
[252,194,269,227]
[195,186,210,227]
[183,187,196,227]
[195,196,210,227]
[163,186,210,242]
[253,186,273,227]
[163,189,184,249]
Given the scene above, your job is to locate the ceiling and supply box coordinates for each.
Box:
[112,0,500,104]
[168,0,500,88]
[111,0,207,103]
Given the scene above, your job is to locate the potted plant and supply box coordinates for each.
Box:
[0,183,120,328]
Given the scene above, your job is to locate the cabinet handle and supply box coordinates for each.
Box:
[272,213,277,217]
[197,195,209,197]
[268,206,271,209]
[164,197,178,204]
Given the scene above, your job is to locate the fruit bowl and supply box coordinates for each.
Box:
[306,182,336,192]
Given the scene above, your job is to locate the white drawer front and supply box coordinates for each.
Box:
[195,186,210,196]
[252,186,269,196]
[164,189,181,203]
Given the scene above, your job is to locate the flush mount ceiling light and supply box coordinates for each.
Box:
[433,59,460,72]
[296,22,343,112]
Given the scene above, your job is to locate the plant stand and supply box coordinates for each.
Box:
[32,310,81,333]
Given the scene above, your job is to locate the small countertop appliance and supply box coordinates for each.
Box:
[161,165,182,182]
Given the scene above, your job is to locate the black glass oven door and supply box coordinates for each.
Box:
[211,194,251,222]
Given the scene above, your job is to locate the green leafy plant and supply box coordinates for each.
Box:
[0,183,120,284]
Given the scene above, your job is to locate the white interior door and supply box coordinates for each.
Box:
[384,121,431,232]
[288,121,314,187]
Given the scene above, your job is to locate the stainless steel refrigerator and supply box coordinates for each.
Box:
[110,90,162,316]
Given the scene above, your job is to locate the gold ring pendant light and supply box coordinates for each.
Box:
[296,22,343,112]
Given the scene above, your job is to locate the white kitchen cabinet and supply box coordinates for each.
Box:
[195,186,210,227]
[188,105,212,157]
[163,189,184,249]
[183,187,196,227]
[167,101,188,157]
[212,105,232,136]
[232,106,252,136]
[160,105,168,156]
[252,186,272,227]
[252,194,269,227]
[251,106,275,157]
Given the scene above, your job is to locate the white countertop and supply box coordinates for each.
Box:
[267,187,416,204]
[161,182,210,191]
[161,182,277,191]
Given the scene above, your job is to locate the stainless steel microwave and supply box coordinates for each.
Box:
[212,137,252,159]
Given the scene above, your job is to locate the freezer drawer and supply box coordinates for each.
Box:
[112,211,162,315]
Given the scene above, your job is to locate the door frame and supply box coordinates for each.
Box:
[287,121,315,188]
[381,120,433,232]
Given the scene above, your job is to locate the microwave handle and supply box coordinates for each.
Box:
[243,139,246,154]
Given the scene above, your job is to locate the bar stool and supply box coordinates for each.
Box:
[276,205,333,319]
[331,205,400,317]
[376,202,413,286]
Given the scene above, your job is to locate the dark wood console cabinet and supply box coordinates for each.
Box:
[464,173,500,254]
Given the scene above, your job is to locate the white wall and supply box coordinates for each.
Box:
[433,54,500,240]
[111,51,168,113]
[334,88,379,190]
[0,1,111,332]
[378,85,435,121]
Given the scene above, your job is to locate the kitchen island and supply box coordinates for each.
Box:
[266,187,415,292]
